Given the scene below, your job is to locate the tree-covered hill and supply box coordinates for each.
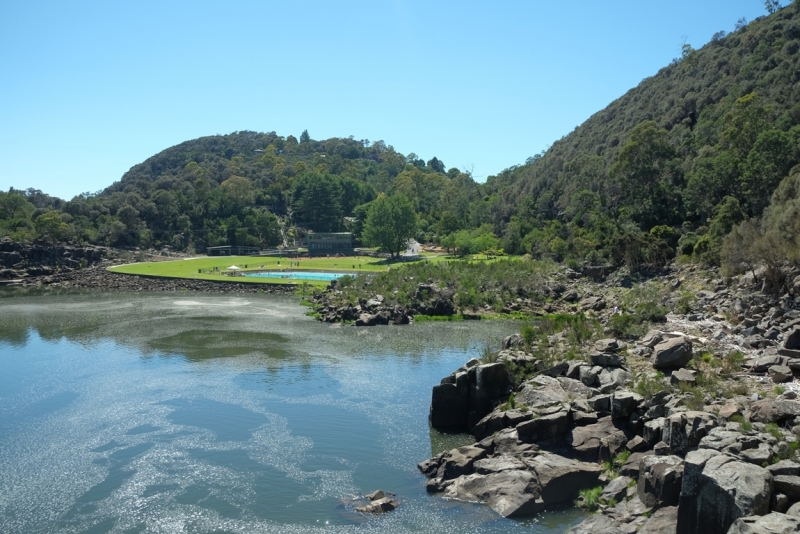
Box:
[483,2,800,267]
[1,131,480,251]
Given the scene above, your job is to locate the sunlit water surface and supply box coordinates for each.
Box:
[0,292,586,533]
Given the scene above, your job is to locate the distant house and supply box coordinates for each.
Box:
[206,245,260,256]
[306,232,354,255]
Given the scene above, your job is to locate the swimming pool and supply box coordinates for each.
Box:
[243,271,351,281]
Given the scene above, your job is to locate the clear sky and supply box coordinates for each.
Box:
[0,1,772,200]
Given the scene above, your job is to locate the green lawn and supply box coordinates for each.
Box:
[106,252,507,286]
[108,255,391,285]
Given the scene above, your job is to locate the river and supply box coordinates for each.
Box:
[0,292,586,533]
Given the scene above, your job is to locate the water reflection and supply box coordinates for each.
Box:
[0,292,591,533]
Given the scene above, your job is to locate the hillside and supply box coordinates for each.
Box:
[483,2,800,267]
[1,131,480,251]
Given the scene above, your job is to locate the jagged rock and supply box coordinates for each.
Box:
[436,446,488,481]
[768,460,800,477]
[637,455,684,508]
[719,400,742,420]
[626,435,647,452]
[770,365,794,383]
[677,451,773,534]
[572,410,598,426]
[568,416,634,462]
[602,475,633,503]
[774,475,800,500]
[441,451,601,518]
[620,451,653,479]
[670,368,696,386]
[579,296,606,311]
[750,399,800,424]
[785,328,800,350]
[501,333,523,350]
[727,513,800,533]
[579,366,599,387]
[595,338,621,353]
[429,363,511,431]
[562,289,579,302]
[611,391,643,420]
[639,506,679,534]
[772,493,790,513]
[543,361,569,377]
[591,352,626,367]
[753,355,790,372]
[365,490,385,501]
[698,427,741,451]
[740,443,775,465]
[516,409,570,442]
[471,409,532,441]
[642,330,664,348]
[652,337,693,370]
[356,497,398,513]
[662,412,716,455]
[516,375,594,408]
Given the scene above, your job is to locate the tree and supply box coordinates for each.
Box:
[300,129,310,143]
[765,0,780,14]
[291,171,343,232]
[362,194,417,257]
[0,191,33,220]
[427,157,445,173]
[34,211,70,245]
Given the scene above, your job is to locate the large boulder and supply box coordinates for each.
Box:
[750,399,800,424]
[639,506,679,534]
[516,408,570,442]
[429,370,470,429]
[662,411,717,455]
[442,469,539,517]
[441,451,601,518]
[568,416,635,462]
[429,362,512,431]
[677,450,774,534]
[471,409,532,441]
[651,337,693,369]
[785,327,800,350]
[637,455,684,508]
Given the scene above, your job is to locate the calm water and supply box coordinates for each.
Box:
[0,292,586,533]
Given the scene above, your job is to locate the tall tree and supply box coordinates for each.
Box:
[362,194,417,257]
[291,171,343,232]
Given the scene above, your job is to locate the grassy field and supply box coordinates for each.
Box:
[108,255,392,285]
[107,252,512,286]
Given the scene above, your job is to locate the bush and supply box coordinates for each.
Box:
[576,486,604,512]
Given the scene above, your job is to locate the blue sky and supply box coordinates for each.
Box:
[0,1,772,200]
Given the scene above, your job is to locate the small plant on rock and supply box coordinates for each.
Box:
[731,414,753,433]
[634,372,666,399]
[576,486,604,512]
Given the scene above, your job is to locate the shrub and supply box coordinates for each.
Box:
[576,486,604,512]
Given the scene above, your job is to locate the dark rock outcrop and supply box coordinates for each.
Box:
[429,361,512,431]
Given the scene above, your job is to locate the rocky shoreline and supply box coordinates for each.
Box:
[418,300,800,532]
[38,266,296,294]
[0,239,295,294]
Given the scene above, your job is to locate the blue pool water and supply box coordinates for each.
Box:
[244,271,349,281]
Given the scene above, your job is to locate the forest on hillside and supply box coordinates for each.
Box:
[2,2,800,276]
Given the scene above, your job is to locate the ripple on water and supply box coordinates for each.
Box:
[0,293,585,533]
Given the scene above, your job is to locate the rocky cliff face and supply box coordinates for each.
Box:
[0,238,108,280]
